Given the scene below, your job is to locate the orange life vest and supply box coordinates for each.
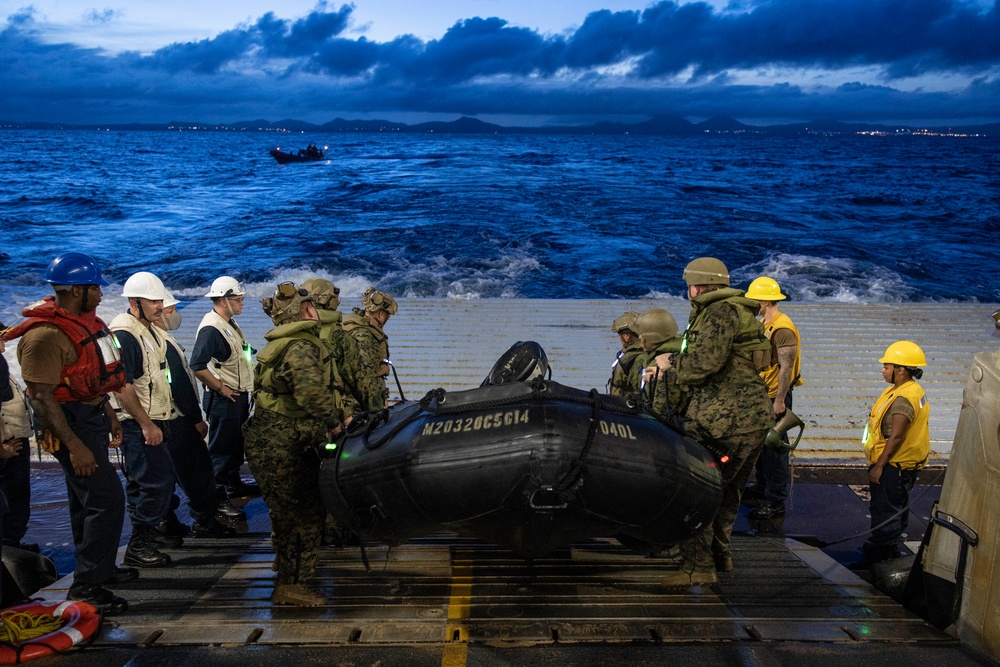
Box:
[3,296,126,403]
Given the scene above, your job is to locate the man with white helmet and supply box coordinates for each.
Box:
[190,276,257,505]
[154,291,237,539]
[110,272,176,568]
[744,276,803,521]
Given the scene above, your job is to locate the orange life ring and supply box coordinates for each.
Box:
[0,599,101,664]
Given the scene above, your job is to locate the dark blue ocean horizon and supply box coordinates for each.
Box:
[1,129,997,312]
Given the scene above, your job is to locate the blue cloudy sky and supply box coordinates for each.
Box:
[1,0,998,126]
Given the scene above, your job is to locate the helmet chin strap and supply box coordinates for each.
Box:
[80,285,91,313]
[132,297,153,324]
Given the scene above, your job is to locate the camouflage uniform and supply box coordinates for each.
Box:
[608,339,643,396]
[673,287,773,569]
[243,320,337,587]
[317,309,387,416]
[627,337,686,423]
[343,307,390,395]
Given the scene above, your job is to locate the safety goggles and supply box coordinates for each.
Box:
[276,282,310,299]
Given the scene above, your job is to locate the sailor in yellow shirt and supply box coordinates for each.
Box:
[743,276,803,520]
[860,340,930,565]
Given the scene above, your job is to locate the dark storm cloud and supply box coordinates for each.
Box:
[1,1,998,124]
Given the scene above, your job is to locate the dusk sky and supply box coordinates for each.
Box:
[2,0,998,126]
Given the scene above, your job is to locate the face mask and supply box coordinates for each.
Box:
[163,310,182,331]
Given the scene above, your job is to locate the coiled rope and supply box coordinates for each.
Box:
[0,610,66,643]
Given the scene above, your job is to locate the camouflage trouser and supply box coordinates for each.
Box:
[684,429,768,570]
[243,409,327,585]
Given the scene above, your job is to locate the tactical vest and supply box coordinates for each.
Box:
[864,379,930,469]
[316,309,347,401]
[3,296,126,403]
[1,377,32,441]
[759,311,804,397]
[110,313,173,421]
[608,341,643,396]
[253,320,341,419]
[634,338,687,417]
[196,310,254,392]
[683,288,771,371]
[343,308,390,377]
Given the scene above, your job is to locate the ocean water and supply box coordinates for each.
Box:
[0,129,998,324]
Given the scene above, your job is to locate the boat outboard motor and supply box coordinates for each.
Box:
[482,341,550,386]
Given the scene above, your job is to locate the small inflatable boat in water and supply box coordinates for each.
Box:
[319,342,723,558]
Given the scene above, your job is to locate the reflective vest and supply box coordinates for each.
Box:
[110,313,173,421]
[164,331,199,419]
[864,379,930,469]
[253,320,340,419]
[196,311,254,392]
[759,311,804,397]
[608,340,643,396]
[343,309,390,377]
[3,296,125,403]
[682,288,771,371]
[1,377,32,441]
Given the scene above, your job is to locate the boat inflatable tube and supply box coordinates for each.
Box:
[0,599,101,664]
[320,378,723,558]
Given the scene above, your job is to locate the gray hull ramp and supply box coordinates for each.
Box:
[30,533,996,666]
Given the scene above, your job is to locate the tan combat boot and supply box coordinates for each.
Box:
[271,583,327,607]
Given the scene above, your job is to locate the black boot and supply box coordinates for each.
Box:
[124,526,172,568]
[159,511,192,539]
[192,518,238,537]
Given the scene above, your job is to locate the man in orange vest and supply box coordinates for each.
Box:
[5,252,135,614]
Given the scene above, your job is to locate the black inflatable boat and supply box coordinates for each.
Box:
[319,342,723,558]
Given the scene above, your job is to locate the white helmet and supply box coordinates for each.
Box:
[163,289,180,308]
[122,272,169,301]
[205,276,244,298]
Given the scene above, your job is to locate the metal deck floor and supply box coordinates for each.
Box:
[31,532,999,666]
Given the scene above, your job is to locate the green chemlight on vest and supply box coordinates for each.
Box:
[164,368,172,385]
[324,442,338,451]
[243,343,253,363]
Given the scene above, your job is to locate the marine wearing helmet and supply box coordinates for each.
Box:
[682,257,730,288]
[343,287,397,397]
[262,282,315,327]
[301,277,387,417]
[244,281,337,608]
[607,311,641,396]
[301,277,341,312]
[361,288,398,315]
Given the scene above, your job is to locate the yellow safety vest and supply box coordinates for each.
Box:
[759,311,803,397]
[864,379,930,469]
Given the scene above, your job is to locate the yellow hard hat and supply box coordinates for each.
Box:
[745,276,786,302]
[879,340,927,367]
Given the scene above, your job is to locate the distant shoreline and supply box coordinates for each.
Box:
[1,115,996,137]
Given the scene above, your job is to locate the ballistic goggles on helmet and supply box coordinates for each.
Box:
[276,282,310,299]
